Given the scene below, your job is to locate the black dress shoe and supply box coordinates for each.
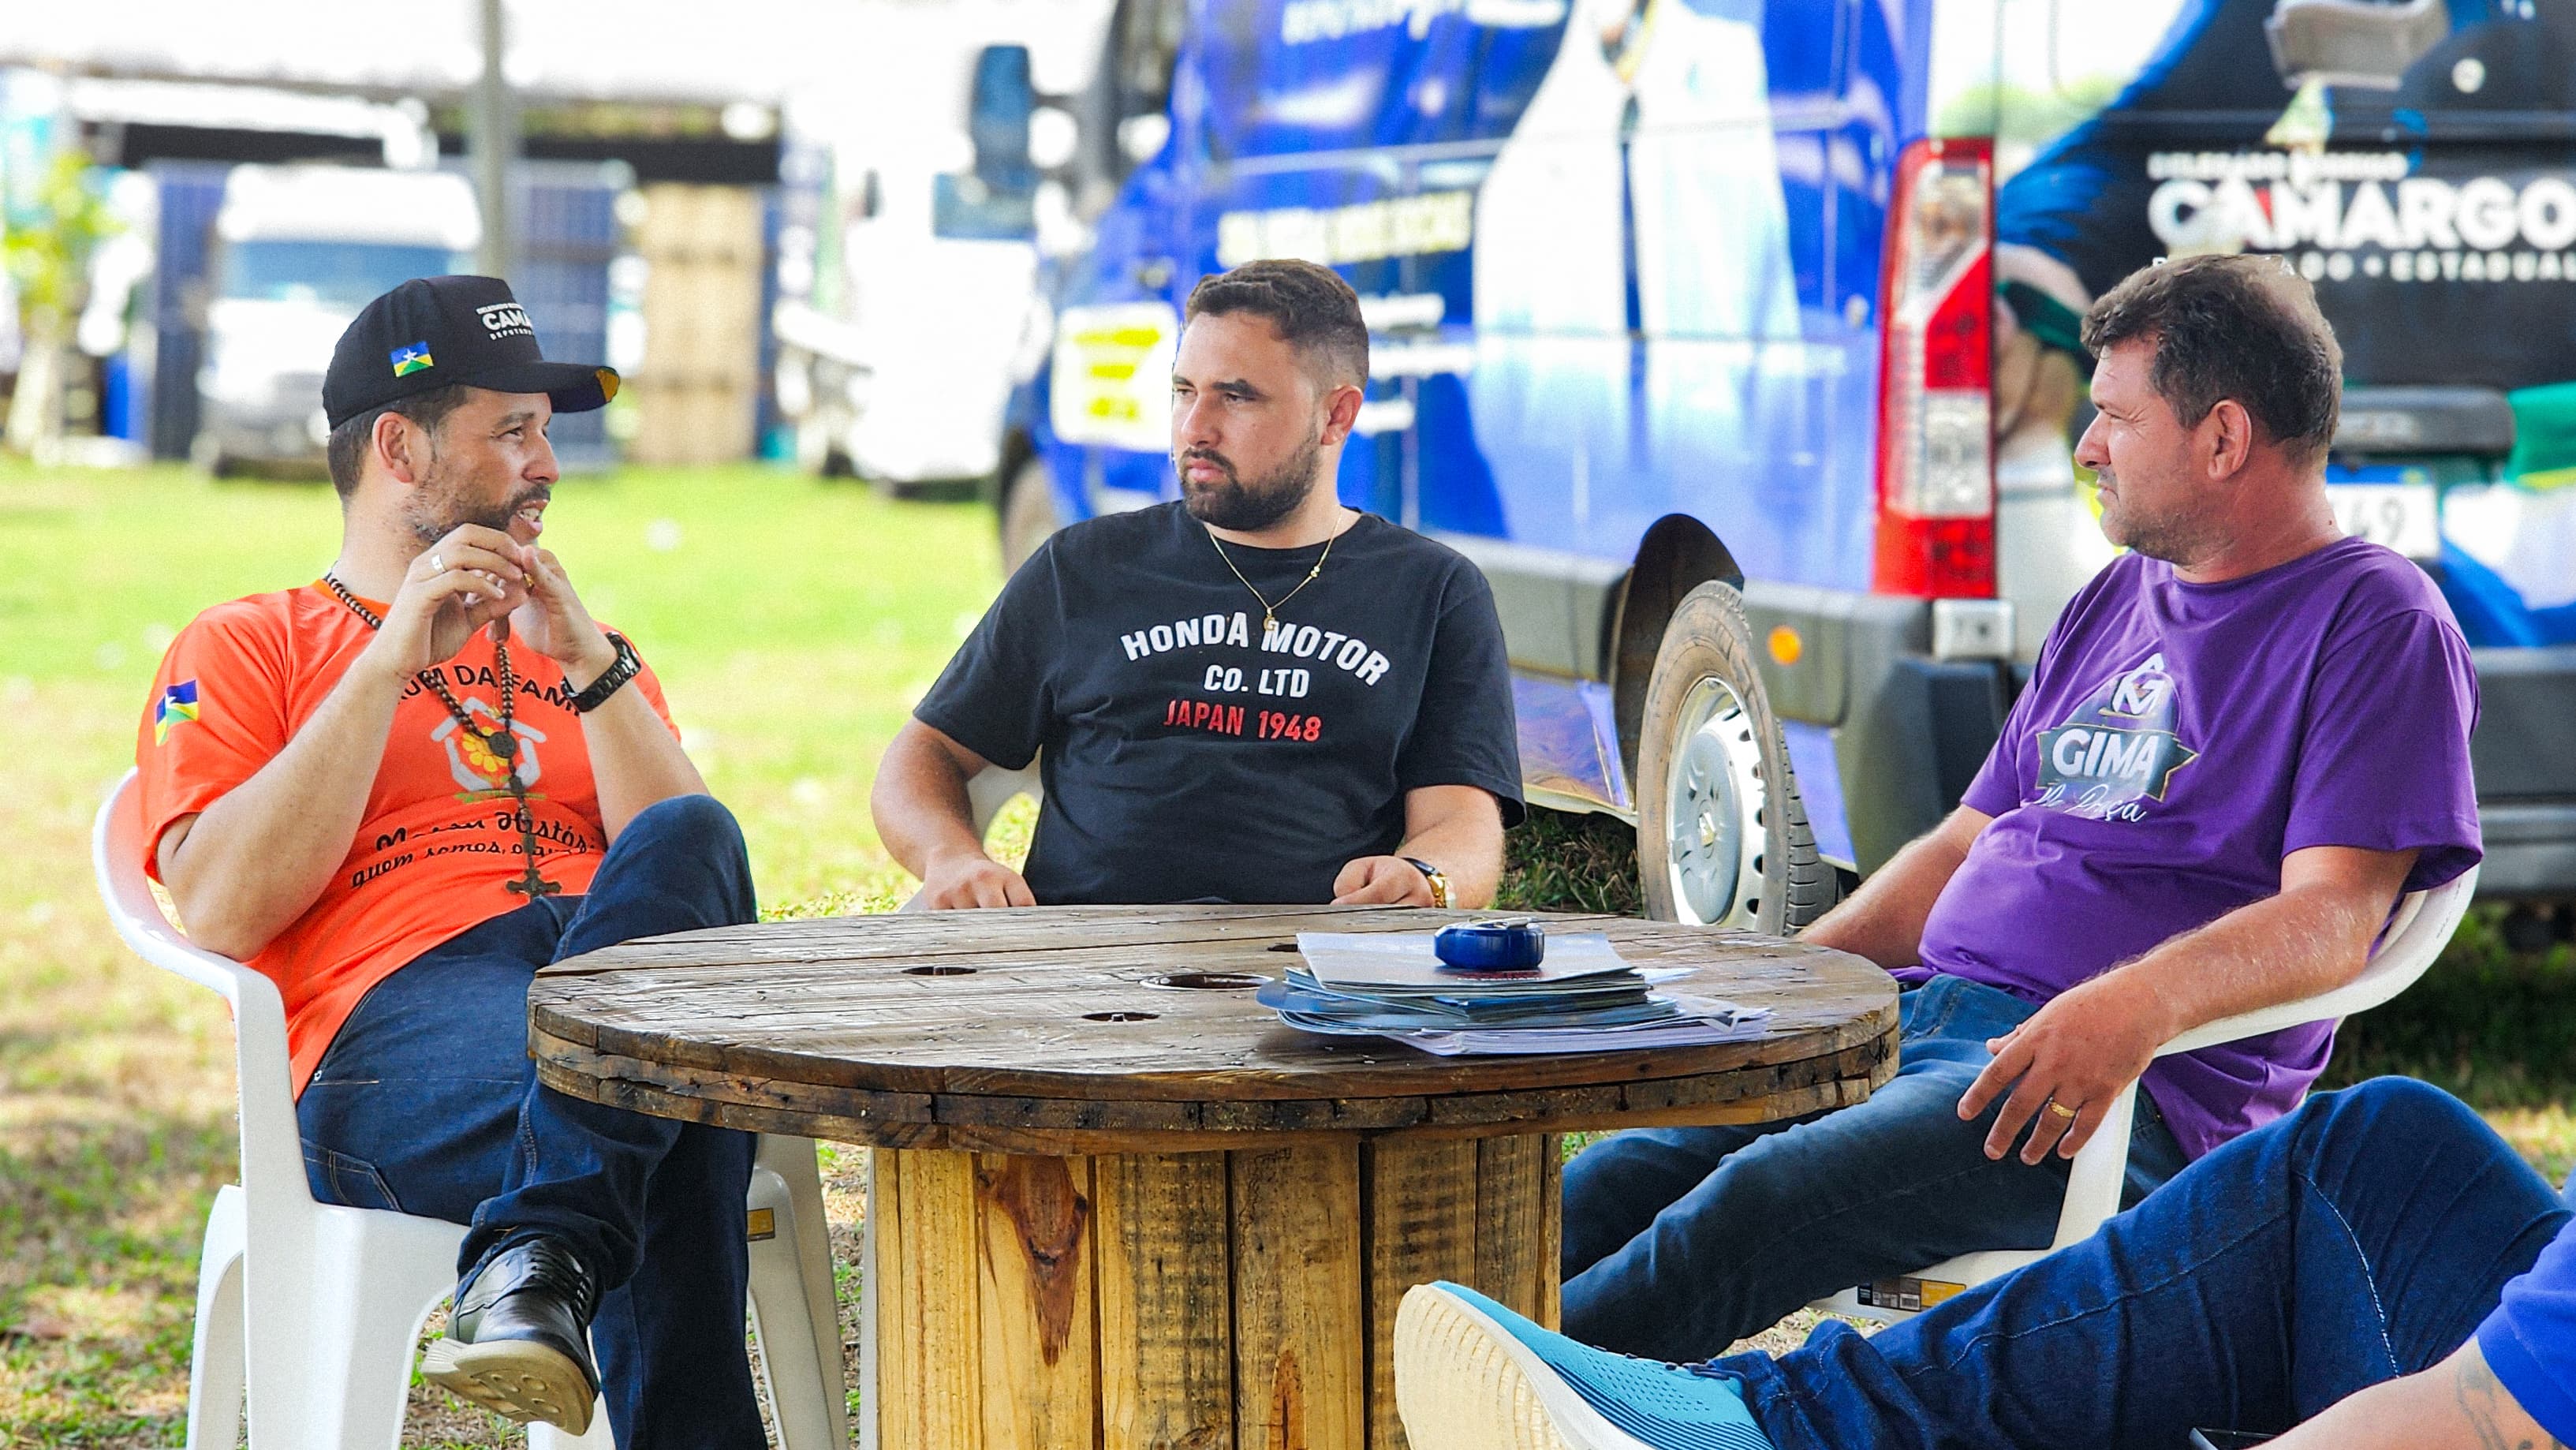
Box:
[422,1236,603,1433]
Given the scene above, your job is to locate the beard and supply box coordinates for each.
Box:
[403,449,547,547]
[2096,467,2222,566]
[1177,435,1322,533]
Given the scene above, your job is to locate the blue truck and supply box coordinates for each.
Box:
[986,0,2576,931]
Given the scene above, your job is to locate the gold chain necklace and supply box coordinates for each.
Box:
[321,576,561,899]
[1204,520,1340,633]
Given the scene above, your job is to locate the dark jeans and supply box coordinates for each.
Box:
[295,794,763,1450]
[1562,974,2188,1359]
[1721,1077,2572,1448]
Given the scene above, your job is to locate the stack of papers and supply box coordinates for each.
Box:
[1263,931,1771,1056]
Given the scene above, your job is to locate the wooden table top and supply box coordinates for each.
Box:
[529,905,1899,1153]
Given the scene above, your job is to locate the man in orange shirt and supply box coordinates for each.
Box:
[139,276,762,1444]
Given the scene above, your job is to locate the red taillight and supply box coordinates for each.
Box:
[1873,136,1996,598]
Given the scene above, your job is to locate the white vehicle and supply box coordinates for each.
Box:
[770,148,1046,487]
[194,165,476,475]
[772,7,1107,490]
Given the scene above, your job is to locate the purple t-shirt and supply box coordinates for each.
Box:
[1900,536,2481,1160]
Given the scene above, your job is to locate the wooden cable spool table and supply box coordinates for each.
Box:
[528,905,1897,1450]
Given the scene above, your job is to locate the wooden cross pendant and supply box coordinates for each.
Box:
[506,862,563,899]
[498,775,562,899]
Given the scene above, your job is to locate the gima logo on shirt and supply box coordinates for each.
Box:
[2033,652,2198,821]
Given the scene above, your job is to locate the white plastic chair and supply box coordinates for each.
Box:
[896,757,1041,911]
[1815,865,2480,1323]
[93,771,849,1449]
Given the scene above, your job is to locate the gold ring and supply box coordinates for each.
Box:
[2047,1101,2078,1119]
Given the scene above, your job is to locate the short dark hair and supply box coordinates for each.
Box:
[324,383,472,499]
[1183,259,1370,390]
[2081,256,2342,465]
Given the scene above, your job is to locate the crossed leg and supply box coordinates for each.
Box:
[297,794,767,1449]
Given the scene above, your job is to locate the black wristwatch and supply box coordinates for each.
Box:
[570,632,640,713]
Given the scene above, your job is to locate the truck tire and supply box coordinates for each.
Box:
[1634,581,1835,933]
[999,457,1060,575]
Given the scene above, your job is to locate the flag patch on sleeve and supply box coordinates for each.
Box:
[155,679,200,743]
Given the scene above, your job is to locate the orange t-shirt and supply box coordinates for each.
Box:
[136,582,678,1096]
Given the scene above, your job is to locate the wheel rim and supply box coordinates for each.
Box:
[1664,675,1771,927]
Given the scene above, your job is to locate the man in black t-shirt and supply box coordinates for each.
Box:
[872,260,1524,908]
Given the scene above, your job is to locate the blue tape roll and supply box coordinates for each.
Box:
[1433,919,1547,971]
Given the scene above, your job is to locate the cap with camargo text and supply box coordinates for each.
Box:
[323,274,619,429]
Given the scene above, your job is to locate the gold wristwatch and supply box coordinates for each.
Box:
[1402,857,1451,909]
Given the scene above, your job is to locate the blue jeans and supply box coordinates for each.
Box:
[1562,974,2188,1358]
[294,794,763,1450]
[1722,1077,2572,1448]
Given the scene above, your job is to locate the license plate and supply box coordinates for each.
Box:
[2328,482,2440,559]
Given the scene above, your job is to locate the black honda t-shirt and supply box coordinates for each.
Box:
[917,502,1525,905]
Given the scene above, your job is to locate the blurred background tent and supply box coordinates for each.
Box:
[0,0,1109,477]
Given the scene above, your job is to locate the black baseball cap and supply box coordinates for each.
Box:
[323,275,619,429]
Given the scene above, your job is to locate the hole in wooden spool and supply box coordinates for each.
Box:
[1144,971,1265,990]
[1081,1011,1159,1022]
[902,965,976,976]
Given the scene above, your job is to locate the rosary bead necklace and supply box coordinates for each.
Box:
[322,574,560,899]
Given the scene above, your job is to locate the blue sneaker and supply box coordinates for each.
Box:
[1394,1282,1772,1450]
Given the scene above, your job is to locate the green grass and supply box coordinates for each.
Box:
[2323,906,2576,1104]
[1496,806,1647,917]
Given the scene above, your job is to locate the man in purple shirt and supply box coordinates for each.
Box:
[1559,254,2483,1359]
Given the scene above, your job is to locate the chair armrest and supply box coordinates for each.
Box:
[2051,870,2474,1252]
[2055,945,2423,1249]
[965,758,1041,840]
[2153,868,2476,1057]
[2155,951,2413,1055]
